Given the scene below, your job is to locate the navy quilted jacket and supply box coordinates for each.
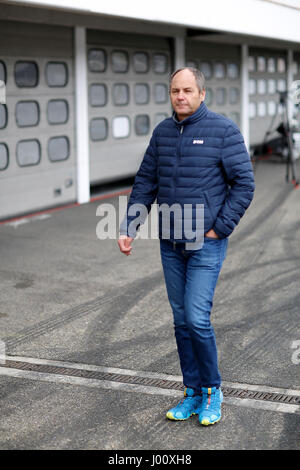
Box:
[121,102,255,241]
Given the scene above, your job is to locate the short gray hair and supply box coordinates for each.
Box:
[169,67,206,92]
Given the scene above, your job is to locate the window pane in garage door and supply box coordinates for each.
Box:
[90,84,107,107]
[47,100,69,124]
[17,139,41,166]
[249,79,256,95]
[258,102,266,117]
[16,101,39,127]
[154,83,168,103]
[214,62,226,79]
[48,136,70,161]
[88,49,107,72]
[112,116,130,138]
[15,61,38,87]
[90,118,108,141]
[135,114,150,135]
[0,61,6,83]
[267,58,276,73]
[112,51,129,73]
[133,52,149,73]
[228,63,239,79]
[277,79,286,92]
[113,84,129,105]
[277,58,286,73]
[0,104,7,129]
[134,84,149,104]
[200,62,212,79]
[229,88,239,104]
[153,54,168,74]
[257,79,267,94]
[205,88,213,106]
[216,88,226,105]
[257,56,266,72]
[268,79,276,94]
[268,101,277,116]
[0,143,8,170]
[46,62,68,87]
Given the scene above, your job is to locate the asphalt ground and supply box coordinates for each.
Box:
[0,156,299,451]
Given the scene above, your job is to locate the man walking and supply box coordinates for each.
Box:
[118,67,255,426]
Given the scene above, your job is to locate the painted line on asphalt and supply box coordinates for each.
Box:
[0,366,182,397]
[4,355,300,397]
[0,188,131,226]
[0,366,298,415]
[0,355,299,415]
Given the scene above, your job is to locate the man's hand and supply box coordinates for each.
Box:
[118,235,134,256]
[205,229,219,239]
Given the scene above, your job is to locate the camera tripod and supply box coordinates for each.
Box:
[278,91,299,188]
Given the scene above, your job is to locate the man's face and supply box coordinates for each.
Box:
[170,69,205,121]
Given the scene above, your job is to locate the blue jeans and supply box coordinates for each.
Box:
[160,237,228,393]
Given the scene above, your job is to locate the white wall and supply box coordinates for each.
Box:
[9,0,300,43]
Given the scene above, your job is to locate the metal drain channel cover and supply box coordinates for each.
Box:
[1,360,299,406]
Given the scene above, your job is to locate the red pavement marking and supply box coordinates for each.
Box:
[0,188,132,226]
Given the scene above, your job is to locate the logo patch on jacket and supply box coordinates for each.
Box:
[193,139,204,144]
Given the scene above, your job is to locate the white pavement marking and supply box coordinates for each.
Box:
[5,355,300,396]
[221,380,300,397]
[0,367,183,399]
[5,214,51,228]
[0,355,299,415]
[3,355,184,380]
[224,396,300,415]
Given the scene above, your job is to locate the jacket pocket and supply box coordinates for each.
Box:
[203,191,215,225]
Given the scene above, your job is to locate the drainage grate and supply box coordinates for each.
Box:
[1,360,299,406]
[222,386,299,405]
[2,360,183,391]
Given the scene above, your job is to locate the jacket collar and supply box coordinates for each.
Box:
[172,102,208,126]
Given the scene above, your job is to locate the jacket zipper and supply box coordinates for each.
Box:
[174,125,184,200]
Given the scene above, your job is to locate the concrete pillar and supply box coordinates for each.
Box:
[74,26,90,204]
[241,44,250,150]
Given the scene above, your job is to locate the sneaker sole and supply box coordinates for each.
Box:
[166,411,197,421]
[200,417,221,426]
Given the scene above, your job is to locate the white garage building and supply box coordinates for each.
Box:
[0,0,300,219]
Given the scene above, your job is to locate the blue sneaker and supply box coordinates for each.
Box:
[198,387,223,426]
[166,387,202,421]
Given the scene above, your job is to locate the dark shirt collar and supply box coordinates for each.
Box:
[172,101,208,126]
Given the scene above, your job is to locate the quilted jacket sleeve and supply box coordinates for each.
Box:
[119,132,158,238]
[212,124,255,239]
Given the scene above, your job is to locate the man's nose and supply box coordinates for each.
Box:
[177,91,185,100]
